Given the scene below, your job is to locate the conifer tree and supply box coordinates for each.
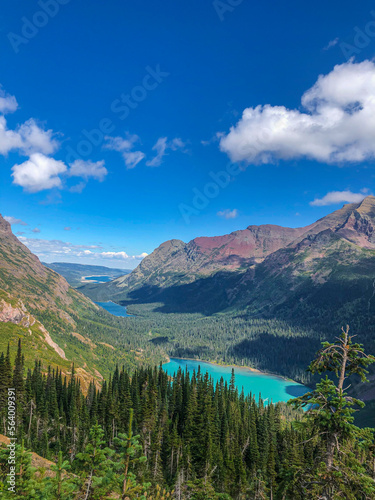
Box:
[112,408,150,499]
[290,326,375,499]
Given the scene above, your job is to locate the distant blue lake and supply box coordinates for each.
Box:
[164,358,308,404]
[95,301,132,317]
[84,275,113,283]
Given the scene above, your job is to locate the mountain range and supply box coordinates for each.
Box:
[2,198,375,399]
[81,196,375,322]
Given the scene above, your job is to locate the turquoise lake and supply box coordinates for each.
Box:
[93,302,307,403]
[95,301,132,317]
[164,358,308,404]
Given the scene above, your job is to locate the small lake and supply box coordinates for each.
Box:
[83,275,113,283]
[164,358,308,404]
[95,301,132,317]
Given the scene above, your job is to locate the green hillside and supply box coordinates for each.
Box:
[0,215,165,389]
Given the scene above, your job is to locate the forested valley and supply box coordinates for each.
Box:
[1,331,375,499]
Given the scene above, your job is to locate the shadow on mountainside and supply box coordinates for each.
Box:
[116,270,243,315]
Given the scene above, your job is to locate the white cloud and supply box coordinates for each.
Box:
[99,251,148,261]
[68,159,108,181]
[146,137,187,167]
[0,116,24,155]
[310,190,368,206]
[217,209,239,219]
[0,116,58,156]
[121,150,145,170]
[104,134,145,169]
[0,84,107,194]
[17,119,59,155]
[0,87,18,114]
[220,60,375,165]
[11,153,67,193]
[4,216,27,226]
[100,251,130,260]
[11,155,109,193]
[0,95,17,115]
[64,227,72,231]
[18,236,101,257]
[32,227,41,233]
[17,235,147,268]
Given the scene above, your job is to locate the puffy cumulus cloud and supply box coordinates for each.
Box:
[11,153,67,193]
[0,83,107,194]
[146,137,187,167]
[18,119,59,155]
[137,252,149,259]
[68,160,108,181]
[217,209,239,219]
[220,60,375,165]
[310,190,369,206]
[4,216,27,226]
[0,84,58,158]
[104,134,145,169]
[0,117,58,156]
[11,156,109,193]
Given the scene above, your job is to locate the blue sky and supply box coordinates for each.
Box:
[1,0,375,267]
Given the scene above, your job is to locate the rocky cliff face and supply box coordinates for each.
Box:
[231,196,375,314]
[0,299,35,327]
[0,214,86,314]
[190,224,310,269]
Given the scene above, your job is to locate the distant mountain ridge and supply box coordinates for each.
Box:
[43,262,131,287]
[81,196,375,324]
[80,224,313,302]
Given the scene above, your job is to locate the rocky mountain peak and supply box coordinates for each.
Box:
[0,214,12,235]
[356,195,375,217]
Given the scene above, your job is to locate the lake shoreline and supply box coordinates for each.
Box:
[163,357,309,403]
[95,301,133,317]
[81,275,113,284]
[164,356,303,386]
